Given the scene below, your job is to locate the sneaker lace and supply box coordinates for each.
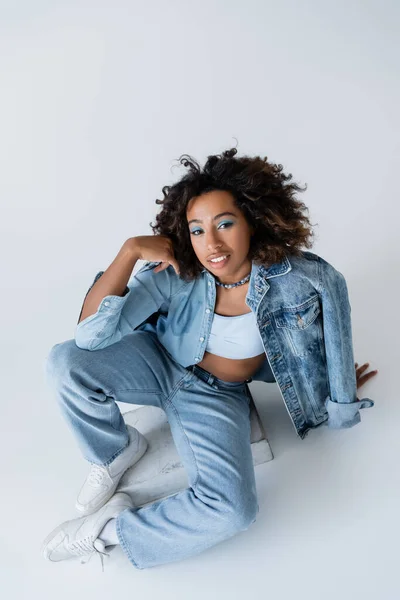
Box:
[68,537,110,572]
[87,463,108,487]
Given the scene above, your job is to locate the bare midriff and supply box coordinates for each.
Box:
[196,282,266,383]
[197,351,266,382]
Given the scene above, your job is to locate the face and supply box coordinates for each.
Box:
[186,190,254,284]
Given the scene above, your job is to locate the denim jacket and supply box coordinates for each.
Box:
[75,250,375,440]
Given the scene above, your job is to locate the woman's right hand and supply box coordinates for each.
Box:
[128,235,180,276]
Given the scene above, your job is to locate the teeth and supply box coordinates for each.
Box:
[210,255,227,263]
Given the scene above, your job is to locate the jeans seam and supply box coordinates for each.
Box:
[109,401,114,429]
[106,387,163,396]
[82,393,128,465]
[164,385,201,491]
[115,510,143,569]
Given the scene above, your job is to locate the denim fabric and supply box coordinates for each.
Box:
[73,250,375,439]
[45,330,258,569]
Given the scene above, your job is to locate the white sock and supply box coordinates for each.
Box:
[97,518,119,547]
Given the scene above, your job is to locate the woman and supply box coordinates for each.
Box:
[42,147,378,571]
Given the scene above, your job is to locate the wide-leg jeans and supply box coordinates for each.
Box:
[44,330,259,569]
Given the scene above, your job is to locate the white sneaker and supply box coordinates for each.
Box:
[76,424,148,516]
[42,492,133,571]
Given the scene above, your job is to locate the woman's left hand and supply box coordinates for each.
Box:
[355,361,378,401]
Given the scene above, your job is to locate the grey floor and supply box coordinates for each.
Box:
[4,362,392,600]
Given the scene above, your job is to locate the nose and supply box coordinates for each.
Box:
[205,229,223,250]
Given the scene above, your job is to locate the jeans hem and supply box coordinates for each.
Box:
[116,510,143,569]
[104,437,130,466]
[85,433,130,467]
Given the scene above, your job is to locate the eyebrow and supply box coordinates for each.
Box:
[187,211,237,226]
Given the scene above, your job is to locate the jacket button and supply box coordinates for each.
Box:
[199,337,204,342]
[104,301,110,306]
[206,308,211,313]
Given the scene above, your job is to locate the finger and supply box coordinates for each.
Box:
[357,375,370,387]
[155,261,180,276]
[364,370,378,380]
[170,260,181,276]
[154,262,167,273]
[357,371,378,387]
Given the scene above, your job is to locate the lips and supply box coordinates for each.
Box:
[208,254,230,268]
[208,253,230,262]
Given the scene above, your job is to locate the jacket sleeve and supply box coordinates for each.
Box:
[318,260,374,429]
[74,261,169,351]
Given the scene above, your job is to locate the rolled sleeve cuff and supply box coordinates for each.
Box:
[75,287,132,350]
[95,287,131,313]
[324,395,375,429]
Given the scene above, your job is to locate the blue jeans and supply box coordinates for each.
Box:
[45,330,259,569]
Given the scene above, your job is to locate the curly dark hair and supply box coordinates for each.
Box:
[149,146,317,281]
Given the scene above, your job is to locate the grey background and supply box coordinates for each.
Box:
[0,1,396,598]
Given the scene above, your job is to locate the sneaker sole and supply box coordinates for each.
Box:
[75,430,148,517]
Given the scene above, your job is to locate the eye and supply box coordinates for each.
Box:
[190,222,233,236]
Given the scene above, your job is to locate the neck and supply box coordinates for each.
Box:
[215,261,252,286]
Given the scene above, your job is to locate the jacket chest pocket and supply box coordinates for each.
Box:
[273,295,324,358]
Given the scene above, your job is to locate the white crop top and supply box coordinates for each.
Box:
[205,310,265,359]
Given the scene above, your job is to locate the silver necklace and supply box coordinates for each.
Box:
[214,272,251,289]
